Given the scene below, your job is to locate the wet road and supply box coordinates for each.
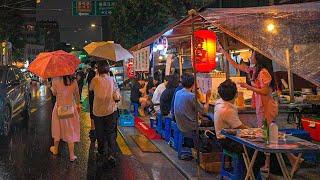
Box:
[0,85,154,180]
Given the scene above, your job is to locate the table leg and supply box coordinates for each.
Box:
[290,153,302,177]
[275,153,291,180]
[244,147,258,180]
[242,145,256,180]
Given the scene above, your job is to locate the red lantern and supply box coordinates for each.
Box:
[194,30,217,73]
[127,59,135,78]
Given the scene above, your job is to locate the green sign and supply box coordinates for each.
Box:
[72,0,116,16]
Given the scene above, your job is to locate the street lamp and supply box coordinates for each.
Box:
[90,23,103,41]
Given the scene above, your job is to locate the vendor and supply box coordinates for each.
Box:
[218,43,278,128]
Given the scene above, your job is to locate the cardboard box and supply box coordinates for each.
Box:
[192,149,230,173]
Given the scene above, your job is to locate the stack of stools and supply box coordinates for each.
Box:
[169,121,177,148]
[130,102,139,117]
[162,116,172,142]
[156,113,163,135]
[177,131,192,159]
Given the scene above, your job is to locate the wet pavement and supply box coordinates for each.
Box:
[0,84,183,180]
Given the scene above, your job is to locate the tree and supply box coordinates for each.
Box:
[0,0,26,59]
[110,0,213,49]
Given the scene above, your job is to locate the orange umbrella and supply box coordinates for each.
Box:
[28,50,80,78]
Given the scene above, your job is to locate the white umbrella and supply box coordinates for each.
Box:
[84,41,133,61]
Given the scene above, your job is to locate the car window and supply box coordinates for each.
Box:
[7,69,18,82]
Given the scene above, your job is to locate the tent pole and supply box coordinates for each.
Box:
[189,9,201,172]
[286,49,294,102]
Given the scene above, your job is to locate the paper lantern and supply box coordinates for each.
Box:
[194,30,217,73]
[127,59,135,78]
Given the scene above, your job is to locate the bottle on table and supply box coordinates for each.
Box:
[262,118,269,144]
[269,121,279,144]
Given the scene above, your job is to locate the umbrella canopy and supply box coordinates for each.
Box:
[83,41,133,61]
[28,50,80,78]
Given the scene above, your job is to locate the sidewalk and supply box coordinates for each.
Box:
[119,90,320,180]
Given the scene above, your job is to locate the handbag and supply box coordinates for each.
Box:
[113,89,121,102]
[57,105,74,119]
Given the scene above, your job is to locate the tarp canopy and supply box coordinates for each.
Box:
[199,2,320,86]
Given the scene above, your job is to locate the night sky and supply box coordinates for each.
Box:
[36,0,102,47]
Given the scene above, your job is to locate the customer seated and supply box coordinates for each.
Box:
[160,75,179,117]
[130,75,151,117]
[214,79,266,178]
[152,75,169,113]
[173,73,211,159]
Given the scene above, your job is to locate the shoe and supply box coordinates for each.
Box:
[70,156,77,162]
[50,146,58,155]
[108,156,116,168]
[179,154,193,161]
[138,108,146,117]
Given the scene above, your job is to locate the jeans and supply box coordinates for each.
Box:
[94,111,118,157]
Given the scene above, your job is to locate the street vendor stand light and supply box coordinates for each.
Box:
[90,23,103,41]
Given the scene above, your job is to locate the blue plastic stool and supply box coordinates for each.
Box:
[220,149,262,180]
[130,102,139,117]
[169,121,176,148]
[177,131,192,159]
[156,113,163,135]
[172,122,180,151]
[162,116,172,142]
[220,149,244,180]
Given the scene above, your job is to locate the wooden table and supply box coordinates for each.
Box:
[221,129,320,180]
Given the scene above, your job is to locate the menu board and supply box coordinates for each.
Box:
[197,73,251,104]
[133,46,150,72]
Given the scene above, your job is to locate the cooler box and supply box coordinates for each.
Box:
[301,117,320,142]
[118,109,135,127]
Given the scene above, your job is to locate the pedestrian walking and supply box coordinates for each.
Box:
[90,61,121,167]
[76,68,86,101]
[49,75,81,162]
[86,61,97,141]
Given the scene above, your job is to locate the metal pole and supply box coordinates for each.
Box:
[286,49,294,102]
[189,9,201,171]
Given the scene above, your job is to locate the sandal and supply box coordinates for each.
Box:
[70,156,77,162]
[50,146,58,155]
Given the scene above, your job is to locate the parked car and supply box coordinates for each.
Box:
[0,66,31,136]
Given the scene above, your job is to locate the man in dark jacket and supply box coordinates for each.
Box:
[86,61,97,141]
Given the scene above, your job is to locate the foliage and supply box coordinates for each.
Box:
[110,0,211,49]
[0,0,26,59]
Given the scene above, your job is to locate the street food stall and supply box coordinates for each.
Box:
[127,2,320,178]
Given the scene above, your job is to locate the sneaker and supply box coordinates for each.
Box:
[108,156,116,168]
[179,154,193,161]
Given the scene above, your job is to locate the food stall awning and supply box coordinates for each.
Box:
[129,16,193,52]
[198,2,320,86]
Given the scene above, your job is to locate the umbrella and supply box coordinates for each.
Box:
[83,41,133,61]
[28,50,80,78]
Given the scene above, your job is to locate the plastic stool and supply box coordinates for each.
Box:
[169,121,176,148]
[162,116,172,142]
[156,113,163,135]
[220,149,262,180]
[220,149,244,180]
[130,102,139,117]
[149,116,157,129]
[172,122,180,151]
[177,131,192,159]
